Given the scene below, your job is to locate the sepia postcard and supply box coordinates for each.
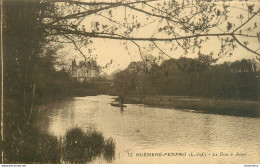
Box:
[0,0,260,165]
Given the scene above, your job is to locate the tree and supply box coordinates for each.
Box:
[38,0,260,59]
[4,0,260,83]
[2,0,260,163]
[3,0,257,60]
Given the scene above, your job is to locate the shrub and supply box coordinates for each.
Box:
[103,137,116,162]
[63,127,86,163]
[36,134,61,163]
[62,127,115,163]
[85,130,105,159]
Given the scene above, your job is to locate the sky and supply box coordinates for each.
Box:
[56,0,260,74]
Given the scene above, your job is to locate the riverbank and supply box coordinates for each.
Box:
[123,95,260,117]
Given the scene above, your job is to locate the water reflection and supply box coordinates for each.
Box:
[40,95,260,164]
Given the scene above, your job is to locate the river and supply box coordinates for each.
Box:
[39,95,260,164]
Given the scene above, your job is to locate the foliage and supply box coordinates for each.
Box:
[4,125,61,163]
[63,127,86,163]
[36,134,61,164]
[125,96,259,117]
[103,137,116,162]
[2,1,107,163]
[3,0,55,163]
[84,130,105,158]
[112,58,259,100]
[42,0,260,59]
[62,127,115,164]
[4,125,115,163]
[72,77,113,96]
[2,0,260,163]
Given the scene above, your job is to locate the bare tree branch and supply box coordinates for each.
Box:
[63,34,88,60]
[232,35,260,56]
[49,26,235,41]
[97,13,128,29]
[46,0,158,25]
[232,9,260,33]
[124,4,183,24]
[140,2,183,22]
[166,20,186,50]
[47,4,120,25]
[130,40,147,67]
[42,0,260,58]
[152,41,185,72]
[55,0,157,6]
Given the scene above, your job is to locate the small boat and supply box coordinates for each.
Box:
[110,102,127,107]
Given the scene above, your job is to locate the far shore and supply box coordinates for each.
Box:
[119,95,260,118]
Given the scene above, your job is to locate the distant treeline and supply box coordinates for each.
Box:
[33,65,112,104]
[112,57,259,100]
[71,78,113,96]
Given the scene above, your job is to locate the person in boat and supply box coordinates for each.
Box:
[119,95,125,105]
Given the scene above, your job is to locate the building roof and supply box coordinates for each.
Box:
[72,59,100,72]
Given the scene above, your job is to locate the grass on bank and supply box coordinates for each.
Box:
[124,95,260,117]
[62,127,115,163]
[4,126,115,164]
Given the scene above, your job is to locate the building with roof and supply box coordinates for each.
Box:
[70,59,100,82]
